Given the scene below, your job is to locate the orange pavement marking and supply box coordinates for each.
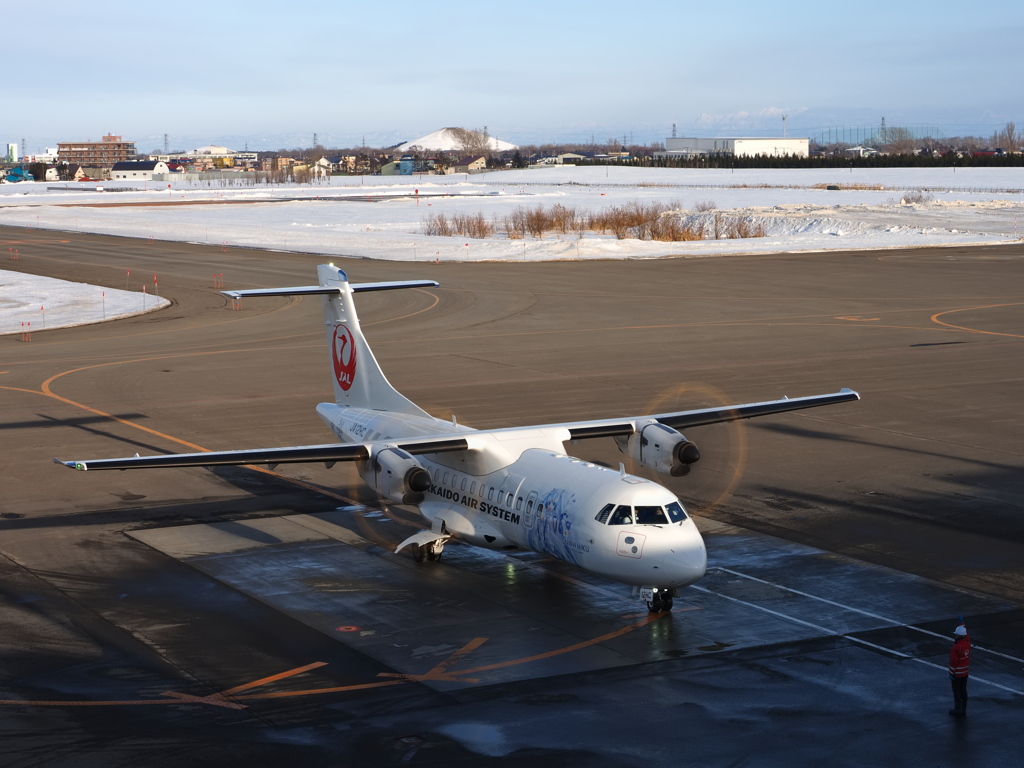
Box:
[157,691,247,710]
[220,661,328,695]
[379,637,488,684]
[451,613,667,677]
[930,302,1024,339]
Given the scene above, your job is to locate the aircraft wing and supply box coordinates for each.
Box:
[560,388,860,440]
[53,436,468,472]
[54,389,857,471]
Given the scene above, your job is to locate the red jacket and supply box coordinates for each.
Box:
[949,636,971,677]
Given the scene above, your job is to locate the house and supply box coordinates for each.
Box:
[4,166,33,182]
[110,160,170,180]
[454,155,487,173]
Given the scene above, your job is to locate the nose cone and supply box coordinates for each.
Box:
[665,523,707,587]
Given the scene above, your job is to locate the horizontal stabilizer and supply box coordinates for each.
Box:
[222,280,438,300]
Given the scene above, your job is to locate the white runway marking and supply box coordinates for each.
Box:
[692,577,1024,697]
[714,566,1024,666]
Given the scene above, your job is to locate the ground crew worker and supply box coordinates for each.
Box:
[948,623,971,717]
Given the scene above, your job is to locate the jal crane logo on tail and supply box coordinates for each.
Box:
[332,325,357,391]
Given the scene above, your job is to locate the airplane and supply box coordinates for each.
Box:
[56,265,859,613]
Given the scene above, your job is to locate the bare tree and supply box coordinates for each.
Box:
[882,127,917,154]
[994,122,1020,152]
[449,127,491,156]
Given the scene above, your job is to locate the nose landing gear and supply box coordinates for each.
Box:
[641,586,674,613]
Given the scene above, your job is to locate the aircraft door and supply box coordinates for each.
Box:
[524,490,538,529]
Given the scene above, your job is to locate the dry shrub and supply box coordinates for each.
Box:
[428,201,762,243]
[693,199,717,212]
[901,190,933,204]
[728,217,766,238]
[422,212,452,237]
[422,211,493,238]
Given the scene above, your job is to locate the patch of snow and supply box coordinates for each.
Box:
[1,167,1021,265]
[0,270,169,335]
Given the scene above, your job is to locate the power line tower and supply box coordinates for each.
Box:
[672,123,677,138]
[164,134,169,153]
[21,138,26,159]
[313,133,318,147]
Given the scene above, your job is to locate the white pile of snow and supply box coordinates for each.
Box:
[0,166,1021,265]
[397,127,517,153]
[0,270,169,336]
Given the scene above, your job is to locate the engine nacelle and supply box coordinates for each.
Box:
[615,423,700,477]
[363,447,431,505]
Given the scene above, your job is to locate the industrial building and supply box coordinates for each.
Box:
[58,134,137,168]
[656,136,809,158]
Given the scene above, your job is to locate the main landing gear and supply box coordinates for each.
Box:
[412,538,447,563]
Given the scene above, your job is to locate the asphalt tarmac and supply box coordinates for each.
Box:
[1,226,1022,767]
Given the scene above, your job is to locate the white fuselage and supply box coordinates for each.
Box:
[317,402,707,589]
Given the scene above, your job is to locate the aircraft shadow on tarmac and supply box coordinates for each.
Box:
[32,412,163,456]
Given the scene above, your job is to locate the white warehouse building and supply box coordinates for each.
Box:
[657,136,809,158]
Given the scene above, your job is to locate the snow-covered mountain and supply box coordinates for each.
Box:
[396,127,517,153]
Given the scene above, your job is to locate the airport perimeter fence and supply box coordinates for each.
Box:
[475,180,1024,195]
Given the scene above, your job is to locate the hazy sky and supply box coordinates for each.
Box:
[7,0,1022,151]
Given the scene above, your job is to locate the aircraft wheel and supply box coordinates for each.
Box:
[412,545,426,563]
[663,594,674,611]
[647,594,664,613]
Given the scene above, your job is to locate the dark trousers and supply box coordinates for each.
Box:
[951,676,968,707]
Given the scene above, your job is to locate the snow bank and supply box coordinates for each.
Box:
[0,270,169,336]
[0,166,1021,264]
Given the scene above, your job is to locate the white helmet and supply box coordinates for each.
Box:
[954,625,967,637]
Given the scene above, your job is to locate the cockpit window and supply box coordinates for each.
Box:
[594,503,614,523]
[635,506,668,525]
[666,501,688,522]
[608,505,634,525]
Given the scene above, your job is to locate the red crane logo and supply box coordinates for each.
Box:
[332,325,357,391]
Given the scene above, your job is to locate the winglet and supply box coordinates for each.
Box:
[839,387,861,400]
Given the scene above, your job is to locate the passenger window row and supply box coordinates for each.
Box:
[432,468,536,515]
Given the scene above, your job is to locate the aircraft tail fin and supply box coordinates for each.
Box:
[224,266,436,417]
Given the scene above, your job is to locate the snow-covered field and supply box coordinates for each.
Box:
[0,270,169,336]
[1,166,1021,334]
[1,166,1022,264]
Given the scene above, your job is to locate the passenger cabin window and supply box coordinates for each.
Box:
[470,481,477,495]
[608,505,633,525]
[635,506,669,525]
[666,501,688,522]
[594,503,614,524]
[488,487,495,501]
[443,472,449,485]
[515,496,523,511]
[461,478,467,491]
